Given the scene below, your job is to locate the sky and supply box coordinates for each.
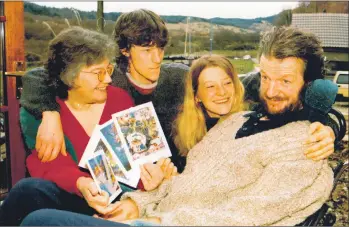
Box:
[32,1,300,19]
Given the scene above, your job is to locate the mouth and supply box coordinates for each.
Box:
[95,87,107,91]
[213,98,230,104]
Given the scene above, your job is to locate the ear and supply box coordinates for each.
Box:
[120,48,129,57]
[195,96,201,104]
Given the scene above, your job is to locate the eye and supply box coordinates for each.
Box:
[283,79,291,84]
[206,85,215,89]
[261,75,268,80]
[224,81,233,85]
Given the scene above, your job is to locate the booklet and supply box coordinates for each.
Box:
[112,102,171,165]
[86,150,122,203]
[79,102,171,197]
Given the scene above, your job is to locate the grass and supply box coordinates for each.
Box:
[230,59,255,74]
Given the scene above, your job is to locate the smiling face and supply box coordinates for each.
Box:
[196,67,235,118]
[259,55,305,115]
[71,59,112,104]
[125,44,165,84]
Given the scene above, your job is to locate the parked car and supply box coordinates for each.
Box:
[333,71,349,100]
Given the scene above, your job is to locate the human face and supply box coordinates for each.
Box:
[72,59,112,103]
[127,45,164,84]
[259,55,305,115]
[196,67,235,118]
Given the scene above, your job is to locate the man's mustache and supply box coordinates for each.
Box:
[264,96,286,102]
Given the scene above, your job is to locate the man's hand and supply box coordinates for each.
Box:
[304,122,335,161]
[94,198,139,222]
[77,177,118,215]
[36,111,67,162]
[140,163,164,191]
[156,158,178,179]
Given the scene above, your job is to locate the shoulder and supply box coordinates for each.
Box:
[242,71,260,87]
[23,67,48,80]
[107,86,132,101]
[106,86,134,112]
[160,63,189,77]
[111,67,129,90]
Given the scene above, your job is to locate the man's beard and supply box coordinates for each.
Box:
[259,94,303,122]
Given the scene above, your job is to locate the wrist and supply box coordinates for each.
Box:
[42,111,60,118]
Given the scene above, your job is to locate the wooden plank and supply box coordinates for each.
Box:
[4,1,26,187]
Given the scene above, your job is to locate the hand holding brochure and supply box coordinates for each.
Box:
[79,102,172,202]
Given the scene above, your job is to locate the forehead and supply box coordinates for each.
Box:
[199,67,231,82]
[260,55,305,78]
[83,59,110,71]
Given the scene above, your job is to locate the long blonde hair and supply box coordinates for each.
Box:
[173,55,245,156]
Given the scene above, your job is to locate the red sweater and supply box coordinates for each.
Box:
[26,86,134,196]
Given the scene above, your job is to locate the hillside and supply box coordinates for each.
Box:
[23,2,276,32]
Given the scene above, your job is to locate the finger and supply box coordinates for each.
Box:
[305,130,329,145]
[305,137,333,155]
[171,166,178,176]
[90,193,109,209]
[102,202,123,216]
[41,143,54,163]
[47,144,60,162]
[164,163,174,178]
[306,143,334,159]
[140,165,152,182]
[35,135,42,152]
[37,143,47,160]
[88,181,100,196]
[140,173,149,189]
[156,158,165,167]
[308,122,322,135]
[163,158,171,168]
[61,140,67,156]
[313,148,334,161]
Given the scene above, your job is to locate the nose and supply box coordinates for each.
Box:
[216,84,226,96]
[103,71,112,84]
[266,81,279,98]
[152,48,163,64]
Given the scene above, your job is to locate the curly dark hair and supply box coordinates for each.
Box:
[113,9,169,73]
[258,26,326,83]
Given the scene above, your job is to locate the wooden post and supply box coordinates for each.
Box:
[4,1,26,187]
[97,1,104,32]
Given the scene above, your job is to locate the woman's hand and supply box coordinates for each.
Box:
[77,177,118,215]
[36,111,67,162]
[140,163,164,191]
[94,198,139,222]
[156,158,178,179]
[304,122,335,161]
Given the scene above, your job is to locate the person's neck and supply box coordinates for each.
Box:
[66,91,92,111]
[126,72,158,95]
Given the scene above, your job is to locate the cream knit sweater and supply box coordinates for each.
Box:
[122,112,334,226]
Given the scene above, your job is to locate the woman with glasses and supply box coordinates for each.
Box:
[0,27,168,226]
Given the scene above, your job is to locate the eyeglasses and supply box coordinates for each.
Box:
[80,63,115,82]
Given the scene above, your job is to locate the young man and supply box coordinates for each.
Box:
[21,26,337,226]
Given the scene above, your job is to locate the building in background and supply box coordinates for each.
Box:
[292,13,349,78]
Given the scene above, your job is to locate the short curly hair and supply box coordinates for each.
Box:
[45,26,116,98]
